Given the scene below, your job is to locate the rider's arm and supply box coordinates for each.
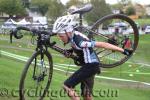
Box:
[95,42,133,56]
[95,42,124,52]
[77,39,132,56]
[78,40,124,53]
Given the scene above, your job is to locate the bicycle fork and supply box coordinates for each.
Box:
[32,50,47,82]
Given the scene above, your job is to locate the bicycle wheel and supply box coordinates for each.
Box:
[19,50,53,100]
[90,14,139,68]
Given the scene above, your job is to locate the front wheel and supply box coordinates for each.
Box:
[19,50,53,100]
[90,14,139,68]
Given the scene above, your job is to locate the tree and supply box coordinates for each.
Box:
[0,0,27,17]
[22,0,30,8]
[31,0,49,16]
[31,0,65,22]
[111,3,124,13]
[119,0,131,6]
[47,0,65,22]
[38,4,49,16]
[125,6,136,15]
[85,0,111,25]
[111,0,133,14]
[66,0,84,8]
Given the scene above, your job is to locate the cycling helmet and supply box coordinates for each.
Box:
[52,15,78,34]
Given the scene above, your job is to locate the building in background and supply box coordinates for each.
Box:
[145,5,150,16]
[134,3,146,18]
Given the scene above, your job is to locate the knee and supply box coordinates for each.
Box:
[62,84,76,97]
[63,84,69,91]
[62,84,73,93]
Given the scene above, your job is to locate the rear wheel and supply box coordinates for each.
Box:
[19,50,53,100]
[90,14,139,68]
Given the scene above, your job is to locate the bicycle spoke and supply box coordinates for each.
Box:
[99,51,115,59]
[95,49,106,55]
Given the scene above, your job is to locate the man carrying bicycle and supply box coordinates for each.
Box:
[52,15,132,100]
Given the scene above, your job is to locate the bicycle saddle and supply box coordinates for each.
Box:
[71,4,93,15]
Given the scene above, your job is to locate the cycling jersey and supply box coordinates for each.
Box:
[69,31,100,64]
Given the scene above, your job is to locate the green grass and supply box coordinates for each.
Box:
[130,35,150,64]
[135,18,150,26]
[0,34,150,100]
[0,57,150,100]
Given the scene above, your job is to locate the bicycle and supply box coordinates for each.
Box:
[11,27,79,100]
[10,4,139,100]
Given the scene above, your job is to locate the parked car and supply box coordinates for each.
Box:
[145,26,150,34]
[142,24,150,31]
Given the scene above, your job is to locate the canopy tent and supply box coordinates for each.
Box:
[1,17,48,30]
[16,19,31,25]
[33,17,47,25]
[3,19,17,25]
[31,21,47,29]
[32,17,48,28]
[1,18,31,29]
[1,19,17,29]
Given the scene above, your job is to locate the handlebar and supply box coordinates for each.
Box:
[11,26,56,40]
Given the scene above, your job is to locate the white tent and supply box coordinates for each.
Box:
[4,19,16,25]
[32,17,48,28]
[33,17,47,25]
[31,21,47,29]
[1,19,17,29]
[17,19,31,26]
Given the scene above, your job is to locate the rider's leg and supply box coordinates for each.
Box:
[63,63,99,100]
[63,85,80,100]
[81,76,95,100]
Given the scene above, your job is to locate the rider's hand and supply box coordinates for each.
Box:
[66,49,73,53]
[64,49,73,58]
[122,49,133,56]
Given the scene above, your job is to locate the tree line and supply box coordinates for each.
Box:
[0,0,112,24]
[1,0,143,24]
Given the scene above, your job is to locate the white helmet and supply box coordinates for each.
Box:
[52,15,78,34]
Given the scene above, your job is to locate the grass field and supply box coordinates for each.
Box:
[135,18,150,26]
[0,34,150,100]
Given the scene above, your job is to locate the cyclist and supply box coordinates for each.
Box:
[52,15,132,100]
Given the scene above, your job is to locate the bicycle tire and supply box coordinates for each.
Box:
[19,50,53,100]
[90,14,139,68]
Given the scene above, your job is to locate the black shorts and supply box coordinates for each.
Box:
[64,63,100,95]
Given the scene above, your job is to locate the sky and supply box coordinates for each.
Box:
[60,0,150,5]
